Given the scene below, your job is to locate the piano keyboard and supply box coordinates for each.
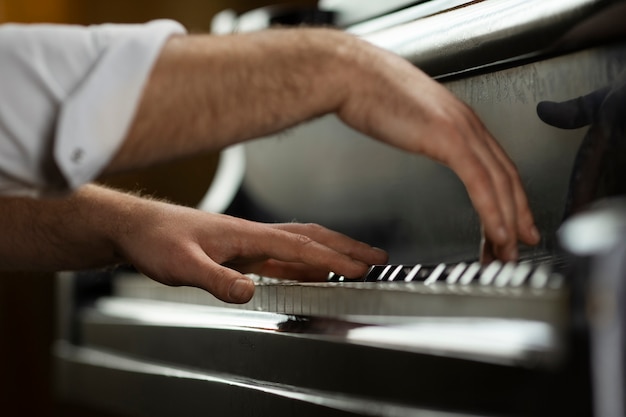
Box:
[328,256,564,290]
[113,254,569,325]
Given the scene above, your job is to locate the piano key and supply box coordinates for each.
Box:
[403,264,422,282]
[423,263,446,285]
[510,262,533,287]
[459,262,482,285]
[494,262,516,287]
[395,265,415,281]
[446,262,467,285]
[363,265,388,282]
[377,264,395,281]
[530,264,551,289]
[387,265,405,281]
[415,265,437,282]
[479,261,503,286]
[327,272,342,282]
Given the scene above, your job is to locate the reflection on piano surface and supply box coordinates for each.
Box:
[55,0,626,416]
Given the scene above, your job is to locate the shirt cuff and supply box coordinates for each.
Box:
[54,19,186,192]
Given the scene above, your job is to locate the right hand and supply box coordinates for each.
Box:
[336,39,540,262]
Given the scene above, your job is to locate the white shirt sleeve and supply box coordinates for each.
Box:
[0,19,187,197]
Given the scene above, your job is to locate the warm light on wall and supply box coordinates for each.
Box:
[1,0,73,23]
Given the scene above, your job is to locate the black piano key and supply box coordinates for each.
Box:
[364,265,388,282]
[376,264,395,281]
[403,264,422,282]
[386,265,405,281]
[326,256,564,288]
[412,265,437,282]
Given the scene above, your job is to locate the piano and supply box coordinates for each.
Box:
[55,1,626,416]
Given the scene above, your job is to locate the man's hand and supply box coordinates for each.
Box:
[117,198,387,303]
[0,185,388,303]
[334,39,540,261]
[110,28,539,262]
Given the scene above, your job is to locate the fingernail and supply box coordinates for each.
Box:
[228,279,253,303]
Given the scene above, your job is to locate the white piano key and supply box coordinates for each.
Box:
[479,261,502,286]
[404,264,422,282]
[494,262,516,287]
[530,264,551,289]
[387,265,404,281]
[377,264,394,281]
[424,263,446,285]
[510,263,532,287]
[459,262,481,285]
[446,262,467,284]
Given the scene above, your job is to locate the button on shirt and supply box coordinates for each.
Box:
[0,19,186,197]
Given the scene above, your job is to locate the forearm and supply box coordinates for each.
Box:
[108,28,358,173]
[0,185,136,271]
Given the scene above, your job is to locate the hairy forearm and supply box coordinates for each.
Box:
[108,28,357,173]
[0,185,136,271]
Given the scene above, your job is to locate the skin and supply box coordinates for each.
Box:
[111,28,539,261]
[0,28,540,302]
[0,184,388,303]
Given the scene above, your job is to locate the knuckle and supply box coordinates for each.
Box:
[293,233,314,247]
[302,223,326,234]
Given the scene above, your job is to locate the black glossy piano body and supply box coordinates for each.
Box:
[55,1,626,416]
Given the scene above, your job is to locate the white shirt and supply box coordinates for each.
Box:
[0,19,186,197]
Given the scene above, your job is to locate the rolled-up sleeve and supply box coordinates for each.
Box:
[0,19,186,197]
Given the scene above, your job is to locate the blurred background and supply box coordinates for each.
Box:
[0,1,314,416]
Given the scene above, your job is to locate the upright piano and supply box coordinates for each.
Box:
[55,1,626,416]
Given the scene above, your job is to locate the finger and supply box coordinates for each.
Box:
[186,247,255,303]
[234,259,331,281]
[245,226,371,279]
[270,223,389,265]
[482,132,540,247]
[465,132,519,261]
[536,86,610,129]
[448,140,510,251]
[479,232,495,265]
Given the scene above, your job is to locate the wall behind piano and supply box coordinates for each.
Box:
[0,1,313,417]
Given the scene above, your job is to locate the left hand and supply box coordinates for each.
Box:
[115,201,388,303]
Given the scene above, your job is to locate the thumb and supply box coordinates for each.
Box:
[186,249,255,304]
[537,86,611,129]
